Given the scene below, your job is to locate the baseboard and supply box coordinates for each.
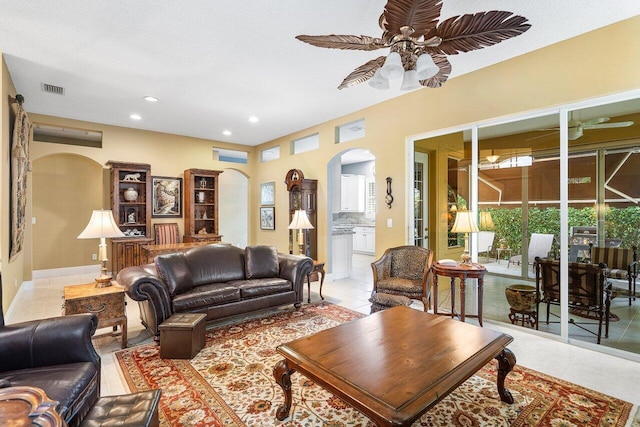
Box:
[32,264,101,279]
[4,281,32,323]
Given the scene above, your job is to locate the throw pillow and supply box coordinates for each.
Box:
[245,246,279,279]
[155,253,194,295]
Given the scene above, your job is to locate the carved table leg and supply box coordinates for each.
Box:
[273,359,296,421]
[495,348,516,404]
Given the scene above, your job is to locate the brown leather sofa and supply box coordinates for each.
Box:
[117,244,313,342]
[0,279,101,427]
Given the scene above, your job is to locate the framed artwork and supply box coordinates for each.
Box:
[260,206,275,230]
[261,181,275,205]
[152,176,182,218]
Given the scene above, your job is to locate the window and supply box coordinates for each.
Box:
[213,148,247,164]
[292,133,319,154]
[336,119,365,143]
[260,146,280,162]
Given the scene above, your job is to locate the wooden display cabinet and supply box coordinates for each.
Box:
[184,168,223,243]
[285,169,317,259]
[106,161,153,276]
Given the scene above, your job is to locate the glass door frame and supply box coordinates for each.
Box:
[406,87,640,357]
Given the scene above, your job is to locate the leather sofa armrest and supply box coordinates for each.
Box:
[0,313,100,372]
[116,264,173,332]
[277,254,313,301]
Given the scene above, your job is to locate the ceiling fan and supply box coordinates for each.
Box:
[295,0,531,90]
[530,114,635,141]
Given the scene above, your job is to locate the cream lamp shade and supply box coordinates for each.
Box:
[451,208,479,265]
[479,211,495,230]
[288,210,314,256]
[78,209,125,287]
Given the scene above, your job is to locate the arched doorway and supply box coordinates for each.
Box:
[327,149,376,280]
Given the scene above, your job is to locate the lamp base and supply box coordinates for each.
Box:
[94,261,113,287]
[94,275,113,288]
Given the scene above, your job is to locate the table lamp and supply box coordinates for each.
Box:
[479,211,494,230]
[450,207,479,265]
[78,209,125,287]
[288,209,314,257]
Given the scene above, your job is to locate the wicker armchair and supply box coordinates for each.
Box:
[371,246,433,311]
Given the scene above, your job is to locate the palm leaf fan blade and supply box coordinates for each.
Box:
[432,11,531,55]
[382,0,442,37]
[338,56,386,90]
[295,34,383,51]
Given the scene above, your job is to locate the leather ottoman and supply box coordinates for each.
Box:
[159,313,206,359]
[79,389,161,427]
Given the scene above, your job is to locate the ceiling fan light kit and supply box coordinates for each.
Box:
[296,0,531,91]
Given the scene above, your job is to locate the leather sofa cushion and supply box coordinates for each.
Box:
[245,246,279,279]
[155,253,194,296]
[172,283,241,312]
[231,278,292,299]
[0,361,99,422]
[187,245,246,286]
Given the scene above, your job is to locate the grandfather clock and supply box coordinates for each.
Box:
[285,169,317,259]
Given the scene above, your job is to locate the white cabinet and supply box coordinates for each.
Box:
[332,233,353,279]
[340,174,365,212]
[353,226,375,254]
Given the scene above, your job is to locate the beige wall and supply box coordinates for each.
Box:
[2,17,640,311]
[253,16,640,261]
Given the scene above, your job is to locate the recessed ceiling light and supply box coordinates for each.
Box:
[223,130,232,136]
[248,116,259,123]
[130,114,142,120]
[144,96,158,102]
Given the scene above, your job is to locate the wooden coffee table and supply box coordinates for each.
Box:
[273,306,515,426]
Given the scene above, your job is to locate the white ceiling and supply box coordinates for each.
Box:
[1,1,639,146]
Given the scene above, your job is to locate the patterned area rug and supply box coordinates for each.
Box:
[115,303,636,426]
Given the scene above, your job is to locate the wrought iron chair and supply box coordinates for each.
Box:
[588,244,637,306]
[154,222,180,244]
[534,257,611,344]
[371,246,433,311]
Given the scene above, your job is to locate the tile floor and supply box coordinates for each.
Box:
[5,255,640,411]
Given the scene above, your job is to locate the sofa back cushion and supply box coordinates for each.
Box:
[186,244,246,286]
[245,246,280,279]
[155,253,194,296]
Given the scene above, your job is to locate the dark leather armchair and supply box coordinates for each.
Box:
[0,279,101,427]
[371,245,433,311]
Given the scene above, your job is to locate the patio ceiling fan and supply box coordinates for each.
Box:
[295,0,531,90]
[529,113,634,141]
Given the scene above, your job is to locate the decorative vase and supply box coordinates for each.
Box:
[197,191,205,203]
[505,284,537,312]
[123,188,138,202]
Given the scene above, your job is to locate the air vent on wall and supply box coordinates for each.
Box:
[41,83,65,95]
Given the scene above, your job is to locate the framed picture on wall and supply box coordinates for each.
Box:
[261,181,275,205]
[260,206,275,230]
[152,176,182,218]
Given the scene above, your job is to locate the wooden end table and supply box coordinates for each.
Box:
[0,386,65,427]
[63,282,127,348]
[273,307,515,426]
[431,261,487,326]
[306,260,326,303]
